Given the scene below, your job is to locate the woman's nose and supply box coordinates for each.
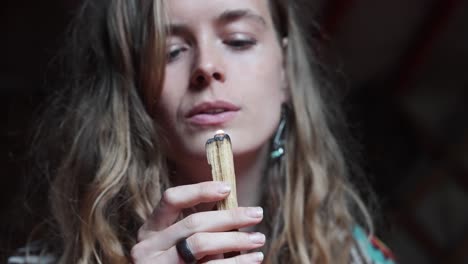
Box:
[190,49,226,89]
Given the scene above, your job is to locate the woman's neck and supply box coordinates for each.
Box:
[233,146,267,207]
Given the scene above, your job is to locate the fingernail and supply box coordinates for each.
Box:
[253,252,264,262]
[246,207,263,218]
[218,183,231,194]
[249,232,265,244]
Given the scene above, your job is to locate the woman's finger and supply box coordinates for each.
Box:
[183,231,266,260]
[143,207,263,250]
[203,252,265,264]
[133,250,264,264]
[141,232,265,264]
[139,181,231,240]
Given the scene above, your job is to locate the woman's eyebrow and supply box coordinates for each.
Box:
[166,23,191,37]
[166,9,267,36]
[217,9,267,28]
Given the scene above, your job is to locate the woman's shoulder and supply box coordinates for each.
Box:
[351,226,397,264]
[7,240,57,264]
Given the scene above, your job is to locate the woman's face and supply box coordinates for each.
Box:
[157,0,287,160]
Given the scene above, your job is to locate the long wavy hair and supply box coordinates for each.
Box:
[34,0,373,263]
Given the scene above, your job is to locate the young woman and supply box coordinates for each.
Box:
[9,0,396,263]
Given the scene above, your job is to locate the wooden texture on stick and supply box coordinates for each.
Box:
[205,130,238,210]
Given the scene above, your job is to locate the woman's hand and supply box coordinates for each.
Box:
[131,181,265,263]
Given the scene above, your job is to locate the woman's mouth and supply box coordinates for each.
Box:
[186,101,240,126]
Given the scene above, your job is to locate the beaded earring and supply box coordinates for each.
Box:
[270,105,288,160]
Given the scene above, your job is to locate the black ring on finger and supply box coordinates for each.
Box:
[176,238,196,264]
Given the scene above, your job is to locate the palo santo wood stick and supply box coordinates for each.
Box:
[205,130,238,210]
[206,130,241,259]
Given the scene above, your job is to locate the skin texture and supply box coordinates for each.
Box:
[133,1,287,263]
[132,182,266,263]
[156,0,287,181]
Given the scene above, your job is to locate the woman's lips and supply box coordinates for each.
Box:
[185,101,240,126]
[187,111,238,126]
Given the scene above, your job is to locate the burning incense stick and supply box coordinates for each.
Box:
[205,130,238,210]
[206,130,241,258]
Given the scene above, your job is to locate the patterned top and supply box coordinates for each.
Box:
[7,240,56,264]
[8,226,396,263]
[351,226,397,264]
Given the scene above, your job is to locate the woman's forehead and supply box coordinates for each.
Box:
[166,0,272,25]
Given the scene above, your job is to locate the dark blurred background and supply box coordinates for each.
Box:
[2,0,468,263]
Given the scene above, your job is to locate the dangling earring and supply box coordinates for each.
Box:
[270,104,288,160]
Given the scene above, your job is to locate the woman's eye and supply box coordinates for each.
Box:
[166,45,188,62]
[224,38,257,50]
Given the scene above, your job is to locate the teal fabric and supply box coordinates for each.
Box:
[353,226,396,264]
